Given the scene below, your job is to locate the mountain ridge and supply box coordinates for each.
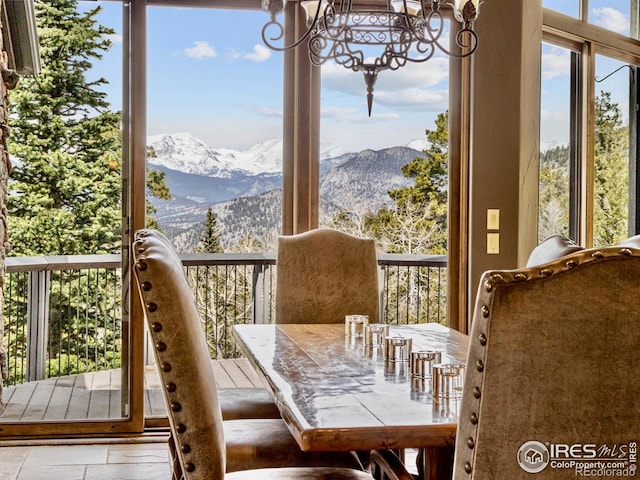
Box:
[148,133,426,251]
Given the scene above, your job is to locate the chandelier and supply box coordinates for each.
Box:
[261,0,480,115]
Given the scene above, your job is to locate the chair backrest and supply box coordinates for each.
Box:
[454,243,640,479]
[133,229,226,479]
[276,228,380,324]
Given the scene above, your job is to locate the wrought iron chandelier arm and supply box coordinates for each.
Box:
[428,25,478,58]
[261,6,321,52]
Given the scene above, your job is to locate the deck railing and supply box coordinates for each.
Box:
[3,253,447,386]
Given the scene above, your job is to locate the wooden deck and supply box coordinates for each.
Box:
[0,359,265,422]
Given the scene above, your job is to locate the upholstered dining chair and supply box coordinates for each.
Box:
[276,228,380,324]
[139,228,279,421]
[453,238,640,479]
[132,229,370,479]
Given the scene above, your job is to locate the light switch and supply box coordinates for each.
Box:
[487,209,500,230]
[487,233,500,254]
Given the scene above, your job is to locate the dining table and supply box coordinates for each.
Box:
[233,322,469,480]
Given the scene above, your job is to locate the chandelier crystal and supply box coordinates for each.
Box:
[261,0,480,115]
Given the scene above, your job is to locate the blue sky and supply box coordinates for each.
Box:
[87,1,450,152]
[86,1,634,152]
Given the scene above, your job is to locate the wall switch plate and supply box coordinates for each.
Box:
[487,209,500,230]
[487,233,500,254]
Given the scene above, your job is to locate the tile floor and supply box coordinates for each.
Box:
[0,439,171,480]
[0,439,419,479]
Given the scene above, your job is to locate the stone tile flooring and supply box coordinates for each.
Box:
[0,439,171,480]
[0,438,419,479]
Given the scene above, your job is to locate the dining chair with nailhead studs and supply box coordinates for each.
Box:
[136,228,280,422]
[276,228,380,324]
[453,238,640,479]
[132,229,382,480]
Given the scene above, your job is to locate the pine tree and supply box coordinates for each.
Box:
[198,207,223,253]
[8,0,121,256]
[7,0,171,255]
[364,111,449,254]
[146,146,171,230]
[538,145,570,241]
[593,91,628,246]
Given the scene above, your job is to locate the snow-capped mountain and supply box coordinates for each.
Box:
[147,133,422,251]
[148,133,352,177]
[405,138,428,152]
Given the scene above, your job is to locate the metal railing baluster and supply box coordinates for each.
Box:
[4,252,447,386]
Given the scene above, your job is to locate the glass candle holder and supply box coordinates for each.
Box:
[410,350,442,378]
[384,336,412,363]
[432,363,466,399]
[345,314,369,337]
[363,323,389,347]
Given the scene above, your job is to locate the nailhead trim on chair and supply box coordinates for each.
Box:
[455,245,640,478]
[134,243,198,477]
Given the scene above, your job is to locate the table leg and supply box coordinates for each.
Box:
[416,446,454,480]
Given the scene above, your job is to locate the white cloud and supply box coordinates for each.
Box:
[321,105,400,123]
[591,7,628,34]
[320,59,449,113]
[108,34,123,44]
[184,41,217,59]
[540,110,569,149]
[244,45,272,62]
[258,107,283,118]
[541,47,570,80]
[322,57,448,94]
[226,45,272,62]
[375,87,448,111]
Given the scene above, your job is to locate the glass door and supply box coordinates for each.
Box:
[0,0,142,435]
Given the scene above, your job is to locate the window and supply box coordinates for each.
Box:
[543,0,580,19]
[541,4,640,246]
[146,7,284,253]
[539,42,576,241]
[544,0,631,35]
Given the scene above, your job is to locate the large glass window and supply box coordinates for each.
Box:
[593,54,631,246]
[318,24,452,258]
[542,3,640,247]
[539,43,575,241]
[147,7,284,253]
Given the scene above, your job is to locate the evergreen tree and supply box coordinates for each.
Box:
[7,1,170,254]
[4,0,170,381]
[593,91,628,246]
[145,146,171,230]
[198,207,223,253]
[8,0,121,256]
[364,111,449,254]
[538,145,570,241]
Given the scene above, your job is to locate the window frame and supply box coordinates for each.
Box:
[542,7,640,246]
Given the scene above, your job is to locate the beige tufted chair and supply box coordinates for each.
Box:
[453,239,640,479]
[276,228,380,324]
[132,229,369,479]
